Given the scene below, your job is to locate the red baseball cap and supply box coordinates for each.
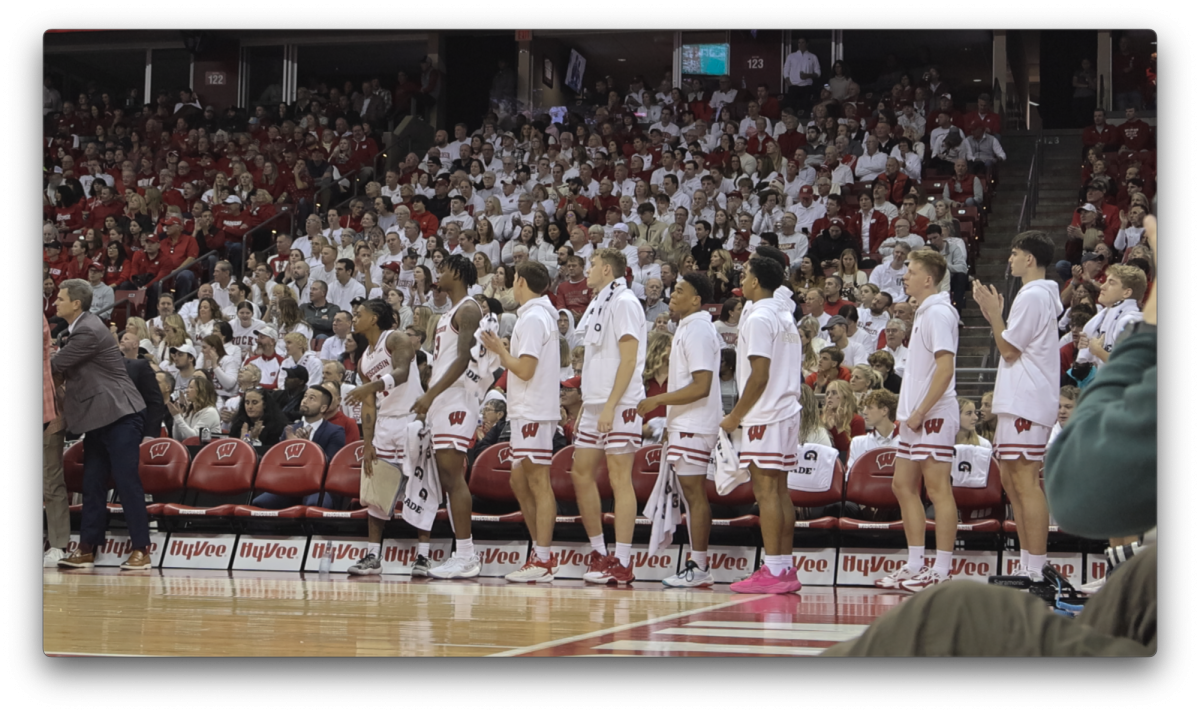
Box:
[560,376,582,390]
[382,261,402,273]
[799,185,814,196]
[144,235,160,243]
[88,261,105,272]
[163,215,183,227]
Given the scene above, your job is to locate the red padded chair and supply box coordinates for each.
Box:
[467,443,523,523]
[550,446,611,525]
[604,444,661,526]
[305,441,370,519]
[62,440,115,514]
[232,440,328,519]
[789,458,845,530]
[704,478,759,529]
[837,448,907,532]
[160,438,258,517]
[137,438,190,517]
[1003,470,1061,534]
[182,436,201,446]
[925,457,1003,533]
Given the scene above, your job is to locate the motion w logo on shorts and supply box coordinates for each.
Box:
[622,409,637,424]
[448,411,467,426]
[923,418,944,434]
[747,425,767,442]
[521,422,539,439]
[1014,418,1033,434]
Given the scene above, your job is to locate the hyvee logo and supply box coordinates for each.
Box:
[383,545,448,564]
[215,442,238,460]
[791,554,831,572]
[168,539,229,560]
[1007,559,1075,579]
[239,542,300,562]
[710,553,750,571]
[284,443,306,460]
[149,442,171,459]
[96,538,159,556]
[480,548,522,565]
[553,548,590,566]
[631,552,673,568]
[312,542,368,561]
[842,554,906,576]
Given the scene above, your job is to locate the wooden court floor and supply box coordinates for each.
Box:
[43,569,908,657]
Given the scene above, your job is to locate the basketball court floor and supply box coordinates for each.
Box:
[43,570,908,657]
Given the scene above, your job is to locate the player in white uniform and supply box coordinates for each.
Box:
[877,249,960,593]
[636,272,723,588]
[721,252,805,594]
[343,298,427,577]
[412,255,485,579]
[479,262,563,582]
[572,248,647,585]
[974,231,1061,583]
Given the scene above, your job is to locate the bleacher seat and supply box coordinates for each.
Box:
[550,446,611,525]
[231,440,328,519]
[467,443,523,523]
[304,440,370,519]
[789,458,845,530]
[137,438,190,517]
[159,438,258,518]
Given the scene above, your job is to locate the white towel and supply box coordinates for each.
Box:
[399,420,446,532]
[575,279,628,347]
[646,416,667,444]
[787,443,840,492]
[951,444,992,488]
[643,449,682,555]
[709,429,750,496]
[463,313,501,404]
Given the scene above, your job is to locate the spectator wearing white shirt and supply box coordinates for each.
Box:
[789,184,827,236]
[775,213,809,267]
[854,136,888,180]
[783,37,821,112]
[878,217,926,254]
[881,318,909,378]
[650,153,682,194]
[926,225,970,311]
[632,245,662,286]
[752,191,787,234]
[649,106,681,141]
[824,316,868,368]
[1114,206,1146,253]
[708,76,739,121]
[965,125,1006,173]
[326,259,366,312]
[739,100,774,138]
[890,137,924,182]
[871,181,900,220]
[870,243,910,302]
[440,195,475,231]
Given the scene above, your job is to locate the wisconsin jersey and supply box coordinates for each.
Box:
[430,296,477,393]
[359,329,423,417]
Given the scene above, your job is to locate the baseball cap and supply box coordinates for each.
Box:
[44,237,61,248]
[1080,203,1098,213]
[500,176,514,185]
[254,325,279,341]
[170,344,197,358]
[1081,252,1103,264]
[614,222,629,233]
[799,185,814,196]
[284,365,309,381]
[163,215,182,227]
[143,234,160,243]
[88,261,104,272]
[382,261,402,273]
[224,195,242,204]
[828,217,845,226]
[560,376,582,390]
[823,316,850,330]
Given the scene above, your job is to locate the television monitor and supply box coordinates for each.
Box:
[681,43,730,76]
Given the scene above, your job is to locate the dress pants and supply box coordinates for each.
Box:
[42,426,70,549]
[80,411,151,551]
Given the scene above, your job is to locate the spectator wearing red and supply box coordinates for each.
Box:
[1082,108,1121,153]
[961,93,1003,136]
[1112,35,1148,110]
[1117,107,1152,152]
[849,192,890,259]
[129,234,167,285]
[102,242,132,287]
[63,237,92,281]
[804,345,852,394]
[554,255,592,322]
[876,157,914,206]
[1070,183,1120,246]
[244,189,280,238]
[821,275,854,315]
[410,194,440,237]
[157,170,188,213]
[943,158,983,209]
[822,380,867,460]
[88,185,124,233]
[924,96,963,136]
[52,185,85,232]
[892,196,930,238]
[755,84,781,121]
[44,236,68,285]
[159,215,200,296]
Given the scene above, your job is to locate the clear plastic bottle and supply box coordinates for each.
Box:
[319,540,333,574]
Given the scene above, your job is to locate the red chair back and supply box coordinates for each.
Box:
[62,440,115,492]
[255,440,328,497]
[182,436,201,446]
[550,446,612,501]
[632,445,662,505]
[790,457,845,509]
[139,438,190,495]
[469,443,518,502]
[843,448,900,509]
[704,479,757,507]
[187,438,258,495]
[323,440,365,498]
[951,457,1004,512]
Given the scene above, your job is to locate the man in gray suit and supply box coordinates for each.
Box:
[51,280,154,570]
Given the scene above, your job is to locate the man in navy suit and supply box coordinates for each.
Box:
[251,385,345,509]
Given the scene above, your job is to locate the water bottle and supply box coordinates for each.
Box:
[319,540,333,574]
[200,427,211,444]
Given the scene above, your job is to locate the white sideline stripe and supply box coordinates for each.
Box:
[594,640,826,656]
[656,627,861,642]
[486,594,772,657]
[681,621,869,633]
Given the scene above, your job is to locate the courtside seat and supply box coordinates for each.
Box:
[137,438,190,517]
[837,448,907,532]
[232,440,328,519]
[606,445,661,526]
[704,479,759,529]
[63,440,115,514]
[467,443,523,523]
[182,437,201,446]
[925,457,1003,533]
[550,446,611,525]
[789,458,845,530]
[160,439,258,518]
[304,441,369,519]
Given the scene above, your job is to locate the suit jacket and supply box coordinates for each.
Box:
[125,358,167,440]
[51,312,145,434]
[291,420,346,462]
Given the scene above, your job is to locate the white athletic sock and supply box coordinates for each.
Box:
[455,538,475,560]
[691,551,708,570]
[1028,553,1047,574]
[533,545,552,562]
[1020,549,1029,570]
[933,550,953,577]
[765,555,788,576]
[615,542,632,567]
[367,542,380,558]
[589,534,608,556]
[417,542,430,558]
[907,546,926,571]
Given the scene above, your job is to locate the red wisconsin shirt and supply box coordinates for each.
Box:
[104,261,132,286]
[643,377,669,420]
[555,279,593,318]
[130,249,166,280]
[962,112,1003,136]
[1118,120,1152,152]
[1082,124,1121,149]
[160,234,200,273]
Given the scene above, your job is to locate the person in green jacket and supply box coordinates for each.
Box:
[822,217,1157,657]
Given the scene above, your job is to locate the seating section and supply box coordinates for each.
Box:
[467,443,523,523]
[305,440,369,519]
[231,440,328,519]
[138,438,190,517]
[159,439,258,518]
